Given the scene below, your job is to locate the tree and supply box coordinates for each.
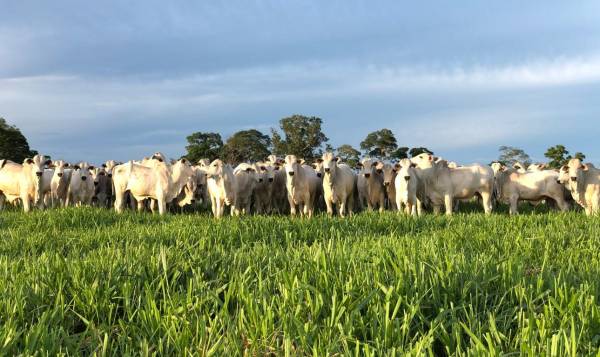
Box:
[271,115,329,160]
[390,147,409,160]
[183,132,223,163]
[360,129,398,159]
[498,146,531,167]
[544,145,586,169]
[409,147,434,157]
[222,129,271,164]
[0,117,37,162]
[335,144,361,167]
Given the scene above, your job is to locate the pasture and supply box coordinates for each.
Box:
[1,206,600,355]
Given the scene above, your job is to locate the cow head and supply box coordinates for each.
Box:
[358,158,379,179]
[321,152,340,180]
[74,162,93,181]
[284,155,302,181]
[24,154,50,180]
[377,162,397,187]
[52,160,69,179]
[410,153,435,169]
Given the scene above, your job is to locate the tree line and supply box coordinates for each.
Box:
[0,115,588,169]
[183,114,433,166]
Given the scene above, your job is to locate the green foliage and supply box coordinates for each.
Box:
[183,132,223,163]
[335,144,361,166]
[498,146,531,167]
[2,208,600,355]
[0,117,37,162]
[271,115,329,160]
[222,129,271,164]
[544,145,586,169]
[360,129,398,159]
[391,146,409,160]
[409,147,434,157]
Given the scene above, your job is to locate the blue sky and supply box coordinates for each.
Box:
[1,1,600,164]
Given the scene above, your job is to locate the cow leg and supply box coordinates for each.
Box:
[378,194,385,213]
[480,191,493,214]
[326,198,334,216]
[432,204,441,215]
[22,194,31,213]
[288,196,297,216]
[444,194,453,215]
[137,200,145,212]
[509,195,519,215]
[416,199,423,216]
[407,202,415,216]
[157,198,166,215]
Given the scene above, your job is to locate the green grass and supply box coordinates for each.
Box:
[1,207,600,355]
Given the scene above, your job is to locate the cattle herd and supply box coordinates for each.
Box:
[0,152,599,217]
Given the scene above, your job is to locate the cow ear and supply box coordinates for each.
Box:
[102,163,107,168]
[260,166,266,171]
[316,158,323,163]
[334,157,340,162]
[24,158,34,164]
[356,162,363,168]
[89,165,95,170]
[245,167,253,172]
[394,163,401,170]
[561,165,568,171]
[64,163,70,167]
[582,164,589,171]
[410,163,417,168]
[296,159,302,164]
[74,165,81,170]
[44,159,52,166]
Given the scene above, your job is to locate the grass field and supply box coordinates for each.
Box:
[2,206,600,355]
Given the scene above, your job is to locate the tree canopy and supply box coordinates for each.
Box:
[498,146,531,167]
[0,118,37,162]
[271,115,329,160]
[335,144,361,167]
[183,132,223,163]
[360,129,398,159]
[544,145,585,168]
[222,129,271,164]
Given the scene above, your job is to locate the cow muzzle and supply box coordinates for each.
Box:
[108,174,112,178]
[57,173,63,177]
[258,178,263,183]
[571,177,577,182]
[94,181,99,186]
[383,182,390,186]
[288,171,294,176]
[268,178,274,183]
[404,176,411,181]
[36,172,43,177]
[81,176,87,181]
[316,173,322,178]
[324,168,330,173]
[364,173,371,178]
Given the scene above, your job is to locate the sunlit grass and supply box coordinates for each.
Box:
[1,206,600,355]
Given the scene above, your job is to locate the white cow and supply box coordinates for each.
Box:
[527,163,547,172]
[233,163,257,215]
[253,162,276,214]
[376,162,398,210]
[206,159,236,218]
[494,166,569,214]
[394,159,422,216]
[559,159,600,215]
[267,155,288,214]
[0,154,50,212]
[50,161,72,207]
[91,166,112,208]
[66,162,95,207]
[319,152,356,217]
[283,155,319,218]
[412,153,494,215]
[113,157,194,215]
[357,158,385,212]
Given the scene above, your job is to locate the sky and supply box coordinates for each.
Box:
[1,1,600,164]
